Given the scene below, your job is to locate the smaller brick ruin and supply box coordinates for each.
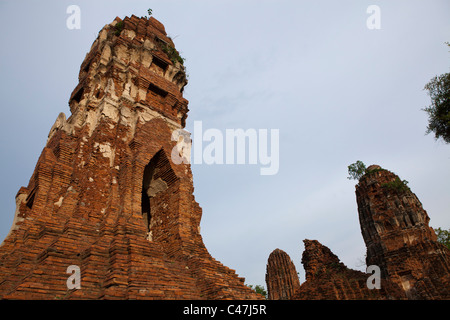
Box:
[266,166,450,300]
[291,240,405,299]
[356,165,450,299]
[265,249,301,300]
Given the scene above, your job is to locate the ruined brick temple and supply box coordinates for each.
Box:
[266,166,450,299]
[1,14,449,301]
[0,16,261,299]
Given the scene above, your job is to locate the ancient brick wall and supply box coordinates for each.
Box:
[292,240,405,300]
[265,240,405,300]
[0,15,261,300]
[265,165,449,300]
[356,166,450,299]
[265,249,301,300]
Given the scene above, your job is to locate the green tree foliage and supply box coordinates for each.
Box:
[423,43,450,143]
[347,161,367,181]
[435,227,450,250]
[161,43,185,65]
[247,284,267,299]
[114,20,124,36]
[381,177,410,194]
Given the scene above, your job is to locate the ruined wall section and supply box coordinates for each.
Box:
[265,164,450,300]
[265,249,301,300]
[356,166,450,299]
[265,240,405,300]
[292,240,405,300]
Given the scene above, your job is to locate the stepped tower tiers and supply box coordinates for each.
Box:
[356,165,450,299]
[0,15,261,299]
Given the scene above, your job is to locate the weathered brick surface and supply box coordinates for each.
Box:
[265,249,301,300]
[292,240,405,300]
[0,15,261,300]
[356,166,450,299]
[266,166,449,300]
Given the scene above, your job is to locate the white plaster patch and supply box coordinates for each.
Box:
[47,112,67,143]
[143,39,154,50]
[101,102,119,122]
[0,193,27,247]
[105,78,118,99]
[100,44,112,65]
[147,178,168,197]
[99,29,108,41]
[85,109,99,135]
[94,142,116,167]
[123,29,136,40]
[54,196,64,207]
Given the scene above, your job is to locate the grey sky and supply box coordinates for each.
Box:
[0,0,449,288]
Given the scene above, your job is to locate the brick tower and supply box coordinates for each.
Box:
[356,165,450,299]
[265,249,300,300]
[0,15,261,299]
[264,165,450,300]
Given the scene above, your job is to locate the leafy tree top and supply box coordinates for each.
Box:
[423,42,450,144]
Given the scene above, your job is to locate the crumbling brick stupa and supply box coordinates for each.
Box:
[356,165,450,299]
[0,15,261,300]
[266,240,406,300]
[265,249,301,300]
[266,166,450,300]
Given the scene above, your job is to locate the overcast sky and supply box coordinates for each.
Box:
[0,0,449,289]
